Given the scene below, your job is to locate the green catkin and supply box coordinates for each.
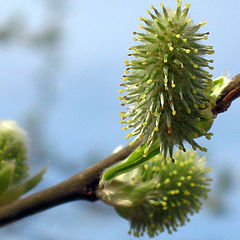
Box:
[98,150,212,237]
[119,1,215,159]
[0,121,28,183]
[0,120,47,206]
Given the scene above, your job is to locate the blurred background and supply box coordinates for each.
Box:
[0,0,239,239]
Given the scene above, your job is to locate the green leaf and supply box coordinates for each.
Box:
[23,164,48,194]
[0,165,47,206]
[0,162,15,194]
[103,143,159,181]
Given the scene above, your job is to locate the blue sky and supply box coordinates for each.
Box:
[0,0,240,239]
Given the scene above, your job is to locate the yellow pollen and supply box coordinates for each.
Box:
[208,50,215,55]
[201,20,207,25]
[142,62,147,65]
[172,110,176,116]
[146,51,151,55]
[169,46,174,51]
[154,19,158,23]
[164,178,170,184]
[122,77,127,81]
[183,38,187,42]
[139,24,144,29]
[192,89,197,94]
[150,5,154,9]
[176,34,181,38]
[173,170,177,175]
[179,145,184,150]
[122,126,128,130]
[185,49,191,53]
[120,112,125,118]
[193,49,198,53]
[154,126,159,131]
[133,38,138,41]
[147,79,153,84]
[164,77,168,83]
[129,141,135,146]
[193,64,198,69]
[118,89,124,93]
[139,16,143,21]
[154,34,158,38]
[144,164,149,170]
[146,10,150,14]
[153,112,158,117]
[144,147,149,154]
[187,18,192,23]
[185,3,191,7]
[125,133,133,139]
[206,46,213,49]
[161,201,167,207]
[171,82,176,88]
[143,121,148,126]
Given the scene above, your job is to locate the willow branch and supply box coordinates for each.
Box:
[0,73,239,227]
[0,141,140,227]
[212,73,240,115]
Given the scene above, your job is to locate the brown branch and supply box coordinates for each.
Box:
[0,73,240,227]
[212,73,240,115]
[0,141,140,227]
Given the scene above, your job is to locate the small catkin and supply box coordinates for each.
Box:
[98,150,212,237]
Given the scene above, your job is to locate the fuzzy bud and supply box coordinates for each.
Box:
[0,120,28,183]
[0,120,47,206]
